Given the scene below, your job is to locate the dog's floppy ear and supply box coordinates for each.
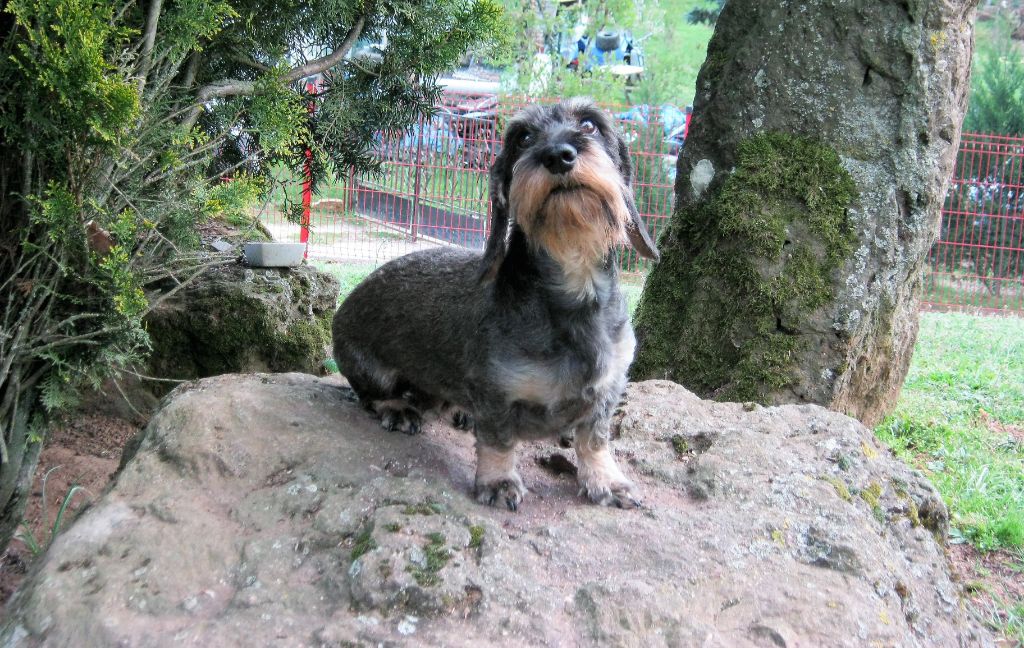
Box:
[616,135,660,262]
[479,153,511,281]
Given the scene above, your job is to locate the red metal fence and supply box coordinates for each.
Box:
[258,97,1024,315]
[925,132,1024,314]
[260,94,677,276]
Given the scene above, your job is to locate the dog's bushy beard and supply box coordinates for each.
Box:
[509,147,630,293]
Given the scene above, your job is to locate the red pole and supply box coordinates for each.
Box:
[410,115,424,242]
[301,147,312,258]
[300,80,316,259]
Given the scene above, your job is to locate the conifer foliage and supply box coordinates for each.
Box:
[0,0,504,553]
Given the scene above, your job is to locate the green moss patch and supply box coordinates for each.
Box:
[859,481,883,507]
[468,525,485,550]
[822,476,852,502]
[633,132,857,401]
[857,482,885,523]
[350,524,376,562]
[408,532,451,587]
[670,435,689,456]
[402,500,445,516]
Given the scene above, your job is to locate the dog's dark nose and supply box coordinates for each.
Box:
[541,143,577,174]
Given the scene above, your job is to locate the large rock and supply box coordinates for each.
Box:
[144,263,338,393]
[2,374,988,646]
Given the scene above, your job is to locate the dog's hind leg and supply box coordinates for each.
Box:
[377,383,445,436]
[447,406,474,431]
[369,398,424,435]
[337,348,424,435]
[574,421,640,509]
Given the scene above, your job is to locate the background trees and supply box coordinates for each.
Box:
[964,15,1024,135]
[685,0,723,25]
[0,0,503,553]
[494,0,713,107]
[965,2,1024,135]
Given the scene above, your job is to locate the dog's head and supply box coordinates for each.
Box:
[480,98,659,282]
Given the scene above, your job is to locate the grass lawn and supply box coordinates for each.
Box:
[876,312,1024,552]
[635,2,716,107]
[875,311,1024,641]
[313,261,380,304]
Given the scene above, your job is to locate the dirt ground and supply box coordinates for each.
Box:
[0,412,140,605]
[0,407,1020,644]
[948,543,1024,645]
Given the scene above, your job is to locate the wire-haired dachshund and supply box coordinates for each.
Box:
[332,98,659,510]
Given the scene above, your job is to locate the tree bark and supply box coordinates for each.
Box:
[632,0,978,425]
[135,0,162,95]
[0,392,42,553]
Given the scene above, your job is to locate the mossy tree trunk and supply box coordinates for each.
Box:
[632,0,978,425]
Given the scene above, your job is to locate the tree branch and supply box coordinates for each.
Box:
[279,14,366,84]
[136,0,163,95]
[196,79,256,102]
[228,52,272,73]
[182,15,366,130]
[180,50,200,91]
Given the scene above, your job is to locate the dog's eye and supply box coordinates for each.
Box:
[517,132,533,148]
[580,119,598,135]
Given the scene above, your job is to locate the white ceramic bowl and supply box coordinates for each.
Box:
[242,242,306,267]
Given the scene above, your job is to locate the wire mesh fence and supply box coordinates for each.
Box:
[258,93,678,276]
[925,132,1024,314]
[256,95,1024,316]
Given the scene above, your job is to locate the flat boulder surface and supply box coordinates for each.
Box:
[2,374,988,647]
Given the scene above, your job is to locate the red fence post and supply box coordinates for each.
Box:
[301,148,312,258]
[924,131,1024,315]
[411,115,425,242]
[347,165,357,211]
[300,81,316,259]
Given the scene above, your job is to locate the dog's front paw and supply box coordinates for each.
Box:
[578,477,641,509]
[376,403,422,435]
[475,474,527,511]
[575,442,640,509]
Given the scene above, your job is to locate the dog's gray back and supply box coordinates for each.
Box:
[332,247,485,404]
[332,239,631,429]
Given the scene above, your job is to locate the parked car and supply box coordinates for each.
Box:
[616,103,692,181]
[440,94,500,169]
